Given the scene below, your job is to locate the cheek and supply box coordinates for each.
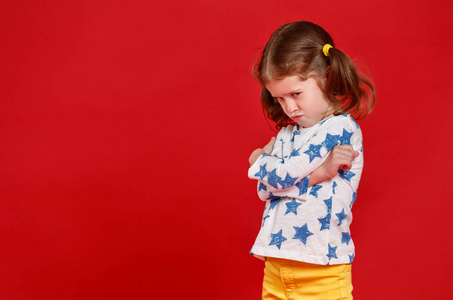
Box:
[279,103,289,115]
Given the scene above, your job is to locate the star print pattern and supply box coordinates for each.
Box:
[338,169,355,182]
[340,129,353,145]
[285,199,302,215]
[350,192,357,208]
[324,197,333,214]
[342,232,351,245]
[290,148,300,157]
[322,133,341,151]
[254,163,268,180]
[318,214,331,231]
[269,199,280,210]
[290,130,300,142]
[266,193,280,200]
[279,173,298,189]
[336,209,348,225]
[318,197,333,230]
[267,169,282,189]
[250,116,359,199]
[262,215,270,227]
[293,224,314,245]
[326,244,338,261]
[296,177,309,196]
[248,115,362,265]
[261,167,302,190]
[269,229,287,250]
[303,144,322,162]
[309,185,322,197]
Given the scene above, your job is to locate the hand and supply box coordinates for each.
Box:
[249,137,276,166]
[262,137,276,154]
[321,145,359,179]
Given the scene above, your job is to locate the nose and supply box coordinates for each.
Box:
[285,99,299,114]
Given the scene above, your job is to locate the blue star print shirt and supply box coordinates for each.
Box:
[248,114,363,265]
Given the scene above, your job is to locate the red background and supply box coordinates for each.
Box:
[1,0,452,299]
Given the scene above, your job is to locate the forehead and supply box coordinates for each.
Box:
[265,75,311,95]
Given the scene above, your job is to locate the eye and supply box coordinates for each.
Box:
[273,97,284,103]
[292,92,301,98]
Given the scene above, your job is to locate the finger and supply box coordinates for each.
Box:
[341,162,352,171]
[266,137,276,147]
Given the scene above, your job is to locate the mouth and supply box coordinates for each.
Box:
[291,115,302,122]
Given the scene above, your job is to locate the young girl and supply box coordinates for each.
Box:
[248,21,375,299]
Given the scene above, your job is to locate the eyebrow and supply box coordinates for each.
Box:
[269,89,302,98]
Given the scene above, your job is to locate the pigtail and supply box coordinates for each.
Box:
[326,48,376,119]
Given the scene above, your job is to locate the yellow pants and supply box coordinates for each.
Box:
[262,257,353,300]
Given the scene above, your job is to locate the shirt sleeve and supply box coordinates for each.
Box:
[248,115,359,201]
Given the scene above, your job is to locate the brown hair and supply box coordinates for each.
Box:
[254,21,376,130]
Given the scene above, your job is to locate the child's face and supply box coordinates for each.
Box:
[266,75,333,128]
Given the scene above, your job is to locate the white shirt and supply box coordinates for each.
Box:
[248,114,363,265]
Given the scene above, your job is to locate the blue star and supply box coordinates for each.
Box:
[269,199,280,210]
[258,182,267,192]
[268,169,282,189]
[266,193,280,201]
[279,173,298,189]
[303,144,322,163]
[342,232,351,245]
[323,197,332,214]
[296,177,309,196]
[262,153,272,158]
[285,199,302,215]
[340,129,353,145]
[262,215,270,227]
[318,214,331,231]
[349,253,355,263]
[254,163,268,180]
[336,208,348,225]
[293,224,313,245]
[309,184,322,197]
[322,133,340,151]
[291,130,301,142]
[332,181,337,194]
[338,169,355,182]
[290,148,300,157]
[269,229,287,250]
[350,192,357,208]
[326,244,338,261]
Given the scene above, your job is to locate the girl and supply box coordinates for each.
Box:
[248,21,375,300]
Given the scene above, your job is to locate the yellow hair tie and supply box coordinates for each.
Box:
[323,44,333,56]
